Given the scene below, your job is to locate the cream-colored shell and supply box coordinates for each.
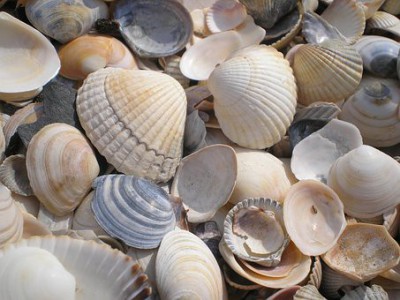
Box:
[208,45,297,149]
[341,285,389,300]
[76,68,186,183]
[357,0,385,19]
[294,285,326,300]
[26,123,100,216]
[328,145,400,218]
[0,184,23,248]
[206,0,247,33]
[381,0,400,15]
[156,230,226,300]
[367,11,400,36]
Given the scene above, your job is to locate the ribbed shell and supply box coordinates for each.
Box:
[76,68,186,183]
[0,155,33,196]
[367,11,400,30]
[308,256,323,288]
[206,0,247,33]
[381,0,400,15]
[292,41,363,105]
[341,285,389,300]
[25,0,109,44]
[294,285,326,300]
[0,184,22,248]
[208,45,297,149]
[156,230,226,300]
[91,175,176,249]
[26,123,100,216]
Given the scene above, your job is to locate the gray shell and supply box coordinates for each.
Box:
[341,285,389,300]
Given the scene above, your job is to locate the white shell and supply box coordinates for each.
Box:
[0,184,23,248]
[206,0,247,33]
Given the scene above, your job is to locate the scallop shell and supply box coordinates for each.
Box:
[114,0,193,57]
[328,145,400,218]
[294,285,327,300]
[340,80,400,147]
[381,0,400,15]
[91,175,176,249]
[291,40,363,105]
[76,68,186,183]
[0,12,60,103]
[224,198,290,267]
[0,184,23,248]
[26,123,100,216]
[206,0,247,33]
[0,155,33,197]
[341,285,389,300]
[171,145,237,223]
[322,223,400,282]
[25,0,109,44]
[59,34,138,80]
[0,236,152,299]
[156,229,226,300]
[283,180,346,256]
[208,45,297,149]
[367,11,400,36]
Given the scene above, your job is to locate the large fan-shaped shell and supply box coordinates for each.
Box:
[26,123,100,216]
[25,0,109,44]
[91,175,176,249]
[156,230,226,300]
[208,45,297,149]
[0,184,23,248]
[76,68,186,183]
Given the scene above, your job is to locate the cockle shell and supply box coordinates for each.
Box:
[206,0,247,33]
[171,145,237,223]
[26,123,100,216]
[0,236,152,299]
[0,13,60,103]
[341,285,389,300]
[294,285,326,300]
[322,223,400,282]
[340,80,400,147]
[208,45,297,149]
[367,11,400,37]
[0,155,33,197]
[0,184,23,248]
[328,145,400,218]
[76,68,186,183]
[381,0,400,15]
[283,180,346,256]
[59,34,138,80]
[91,175,176,249]
[25,0,108,44]
[156,230,226,300]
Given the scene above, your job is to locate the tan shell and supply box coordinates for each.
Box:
[22,212,51,238]
[0,184,23,248]
[0,155,33,196]
[322,223,400,282]
[76,68,186,183]
[59,34,138,80]
[26,123,100,216]
[308,256,322,288]
[13,194,40,217]
[294,285,326,300]
[381,0,400,15]
[367,11,400,36]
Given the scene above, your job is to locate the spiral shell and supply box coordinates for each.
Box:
[0,184,23,248]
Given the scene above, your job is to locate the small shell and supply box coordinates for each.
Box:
[159,55,190,88]
[322,223,400,282]
[381,0,400,15]
[206,0,247,33]
[341,285,389,300]
[0,184,23,248]
[183,110,207,153]
[294,285,327,300]
[0,155,33,196]
[91,175,176,249]
[222,263,262,290]
[367,11,400,37]
[358,0,386,19]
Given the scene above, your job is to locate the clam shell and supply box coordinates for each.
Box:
[0,155,33,197]
[283,180,346,256]
[291,40,363,105]
[293,102,341,123]
[0,236,152,299]
[322,223,400,282]
[381,0,400,15]
[26,123,100,216]
[91,175,176,249]
[25,0,108,44]
[59,34,138,80]
[294,285,327,300]
[171,145,237,223]
[206,0,247,33]
[76,68,186,183]
[0,184,23,248]
[183,110,207,153]
[341,285,389,300]
[114,0,193,57]
[328,145,400,218]
[208,45,297,149]
[156,229,226,300]
[0,12,60,102]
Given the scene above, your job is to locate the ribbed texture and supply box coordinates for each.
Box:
[206,0,247,33]
[0,184,22,248]
[294,285,326,300]
[0,154,33,196]
[341,285,389,300]
[367,11,399,29]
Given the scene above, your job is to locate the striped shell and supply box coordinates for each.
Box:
[367,11,400,36]
[26,123,100,216]
[76,68,186,183]
[91,175,176,249]
[0,184,23,248]
[208,45,297,149]
[294,285,326,300]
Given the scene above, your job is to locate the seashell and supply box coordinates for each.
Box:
[159,55,190,88]
[267,286,301,300]
[322,223,400,282]
[26,123,99,216]
[190,9,210,37]
[367,11,400,37]
[0,236,152,299]
[210,202,234,233]
[208,45,297,149]
[291,40,363,105]
[291,119,363,183]
[341,285,389,300]
[383,206,400,237]
[293,102,341,123]
[0,155,33,197]
[183,110,207,153]
[0,184,23,248]
[283,180,346,256]
[302,12,346,45]
[354,36,400,78]
[357,0,385,19]
[308,256,323,288]
[76,68,186,183]
[37,204,73,234]
[171,145,237,223]
[224,198,290,267]
[59,34,138,80]
[219,239,312,289]
[91,175,176,249]
[340,80,400,147]
[328,145,400,218]
[381,0,400,15]
[114,0,193,58]
[13,194,40,217]
[302,0,319,11]
[25,0,108,44]
[206,0,247,33]
[176,0,218,11]
[222,263,263,290]
[22,212,51,238]
[294,285,327,300]
[230,148,292,204]
[156,229,226,300]
[288,119,329,149]
[193,221,222,259]
[0,12,60,103]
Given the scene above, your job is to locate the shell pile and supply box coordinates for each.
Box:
[0,0,400,299]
